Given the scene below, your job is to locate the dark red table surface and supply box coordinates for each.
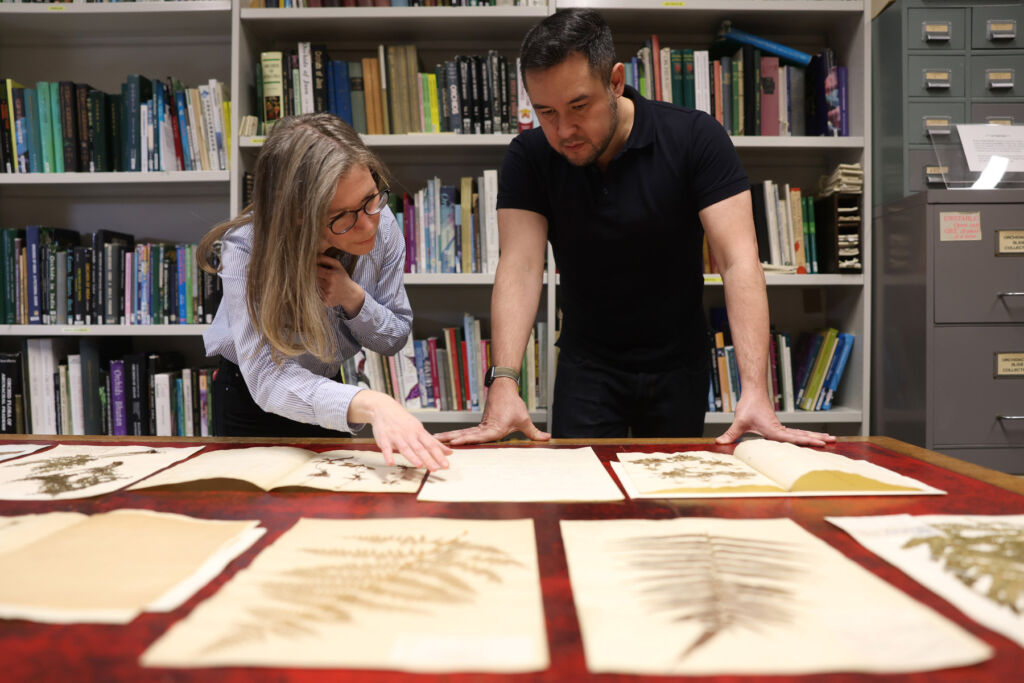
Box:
[1,435,1022,682]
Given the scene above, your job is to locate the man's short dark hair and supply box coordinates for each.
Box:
[520,8,616,86]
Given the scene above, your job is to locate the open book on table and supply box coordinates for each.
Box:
[130,446,426,493]
[611,440,944,498]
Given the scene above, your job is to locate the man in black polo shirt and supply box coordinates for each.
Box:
[438,9,833,446]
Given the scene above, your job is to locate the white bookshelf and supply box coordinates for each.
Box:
[0,0,871,437]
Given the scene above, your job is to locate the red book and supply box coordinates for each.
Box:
[460,340,472,411]
[650,34,662,102]
[443,328,463,411]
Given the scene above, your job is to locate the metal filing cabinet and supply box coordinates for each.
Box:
[873,190,1024,472]
[873,1,1024,205]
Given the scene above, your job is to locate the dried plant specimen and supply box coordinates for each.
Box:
[8,449,156,497]
[903,521,1024,614]
[204,531,522,654]
[614,532,805,659]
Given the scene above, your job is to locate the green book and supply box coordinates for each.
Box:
[348,60,367,135]
[800,327,837,411]
[804,195,818,273]
[48,82,63,173]
[670,49,683,107]
[681,48,695,109]
[35,82,55,173]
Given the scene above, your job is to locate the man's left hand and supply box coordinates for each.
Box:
[715,392,836,446]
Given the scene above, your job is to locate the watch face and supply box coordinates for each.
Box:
[484,367,495,386]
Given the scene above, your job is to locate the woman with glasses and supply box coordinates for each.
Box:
[198,113,450,471]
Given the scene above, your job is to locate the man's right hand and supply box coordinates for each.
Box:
[435,379,551,445]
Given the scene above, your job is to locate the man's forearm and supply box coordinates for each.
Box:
[490,256,545,369]
[721,258,770,397]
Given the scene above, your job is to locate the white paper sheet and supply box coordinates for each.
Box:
[0,509,262,624]
[829,513,1024,649]
[141,517,549,673]
[130,446,426,493]
[957,123,1024,172]
[0,443,50,463]
[417,447,623,502]
[561,518,991,675]
[0,444,203,500]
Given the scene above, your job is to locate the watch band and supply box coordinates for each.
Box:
[486,365,521,387]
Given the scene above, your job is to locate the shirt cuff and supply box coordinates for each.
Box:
[342,291,387,336]
[312,381,367,434]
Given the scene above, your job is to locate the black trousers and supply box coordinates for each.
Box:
[550,349,709,438]
[212,357,344,438]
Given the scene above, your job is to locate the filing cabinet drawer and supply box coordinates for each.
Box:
[971,101,1024,126]
[970,56,1020,98]
[908,55,965,97]
[905,101,965,144]
[907,146,963,193]
[935,447,1024,475]
[907,8,965,51]
[932,202,1024,323]
[971,5,1024,50]
[932,326,1024,446]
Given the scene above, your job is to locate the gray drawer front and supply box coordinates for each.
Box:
[969,56,1021,98]
[932,203,1024,323]
[907,146,964,193]
[934,446,1024,475]
[971,5,1024,50]
[908,55,966,97]
[933,326,1024,446]
[971,101,1024,125]
[907,8,966,50]
[905,101,966,144]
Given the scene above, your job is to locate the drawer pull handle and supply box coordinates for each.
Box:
[923,21,952,42]
[924,70,952,89]
[997,292,1024,297]
[986,69,1015,90]
[923,116,952,135]
[996,415,1024,421]
[987,19,1017,41]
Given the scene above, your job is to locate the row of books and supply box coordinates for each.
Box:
[254,1,545,7]
[1,340,215,437]
[0,76,230,174]
[250,44,535,138]
[707,321,854,414]
[395,171,500,275]
[630,26,847,137]
[0,226,223,326]
[340,315,548,414]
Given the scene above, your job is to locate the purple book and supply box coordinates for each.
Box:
[110,358,127,436]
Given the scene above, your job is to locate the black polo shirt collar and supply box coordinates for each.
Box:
[621,84,654,152]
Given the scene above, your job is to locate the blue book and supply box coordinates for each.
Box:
[326,59,337,116]
[176,245,188,324]
[462,313,479,410]
[444,60,461,134]
[332,60,352,126]
[174,90,192,171]
[439,184,457,273]
[412,340,431,409]
[794,332,823,407]
[717,23,812,67]
[174,376,185,437]
[822,333,854,410]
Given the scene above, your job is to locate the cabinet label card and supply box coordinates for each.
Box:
[996,229,1024,255]
[939,212,982,241]
[995,353,1024,377]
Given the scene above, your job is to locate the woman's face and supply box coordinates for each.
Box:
[319,165,383,256]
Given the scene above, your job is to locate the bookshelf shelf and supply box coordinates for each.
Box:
[240,134,517,149]
[0,325,210,337]
[731,136,864,149]
[0,1,231,45]
[0,172,230,186]
[704,406,863,424]
[703,274,865,286]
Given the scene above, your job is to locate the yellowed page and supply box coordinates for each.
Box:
[0,509,260,624]
[561,518,991,675]
[0,444,203,500]
[616,451,785,497]
[0,512,86,554]
[271,449,426,493]
[0,443,50,463]
[417,447,623,502]
[733,440,942,493]
[129,446,315,491]
[142,517,549,673]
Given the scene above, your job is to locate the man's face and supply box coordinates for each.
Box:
[525,52,618,167]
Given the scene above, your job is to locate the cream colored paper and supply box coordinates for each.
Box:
[0,511,85,554]
[417,447,623,502]
[0,444,203,500]
[560,518,992,675]
[0,509,262,624]
[613,441,943,498]
[0,443,50,463]
[130,447,425,493]
[142,517,549,673]
[829,514,1024,649]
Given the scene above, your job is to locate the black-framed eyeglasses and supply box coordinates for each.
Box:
[327,188,391,235]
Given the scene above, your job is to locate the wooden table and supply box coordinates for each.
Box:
[1,435,1022,682]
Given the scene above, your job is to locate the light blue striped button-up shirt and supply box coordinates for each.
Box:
[203,206,411,433]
